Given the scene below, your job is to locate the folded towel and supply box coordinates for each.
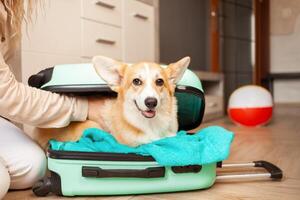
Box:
[49,126,234,166]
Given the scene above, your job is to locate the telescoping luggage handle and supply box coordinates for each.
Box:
[82,166,165,178]
[216,160,283,181]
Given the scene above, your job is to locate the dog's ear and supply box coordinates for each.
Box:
[92,56,125,91]
[166,56,190,84]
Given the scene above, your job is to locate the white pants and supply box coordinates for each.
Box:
[0,117,46,199]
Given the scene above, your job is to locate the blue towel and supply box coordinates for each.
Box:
[49,126,234,166]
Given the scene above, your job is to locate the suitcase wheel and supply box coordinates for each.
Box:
[32,177,52,197]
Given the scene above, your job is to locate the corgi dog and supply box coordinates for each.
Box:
[31,56,190,148]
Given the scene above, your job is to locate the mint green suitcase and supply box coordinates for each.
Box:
[29,64,282,196]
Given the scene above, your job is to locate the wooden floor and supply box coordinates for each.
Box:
[4,104,300,200]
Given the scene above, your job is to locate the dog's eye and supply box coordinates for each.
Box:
[155,78,164,86]
[133,78,142,86]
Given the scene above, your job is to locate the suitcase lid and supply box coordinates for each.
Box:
[28,63,205,130]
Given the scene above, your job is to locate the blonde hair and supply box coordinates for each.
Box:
[3,0,37,42]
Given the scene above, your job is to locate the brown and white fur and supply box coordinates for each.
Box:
[30,56,190,148]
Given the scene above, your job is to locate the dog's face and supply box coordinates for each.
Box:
[93,56,190,120]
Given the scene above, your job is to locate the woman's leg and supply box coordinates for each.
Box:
[0,117,46,191]
[0,160,10,199]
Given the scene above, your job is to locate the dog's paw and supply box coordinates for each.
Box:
[164,131,177,138]
[134,135,160,146]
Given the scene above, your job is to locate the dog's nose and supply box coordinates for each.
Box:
[145,97,157,109]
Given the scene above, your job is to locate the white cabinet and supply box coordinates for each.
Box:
[195,71,224,122]
[122,0,155,62]
[21,0,81,56]
[21,0,157,83]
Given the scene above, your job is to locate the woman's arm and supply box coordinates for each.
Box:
[0,56,88,128]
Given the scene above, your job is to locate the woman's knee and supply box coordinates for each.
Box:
[0,117,47,190]
[0,161,10,199]
[9,146,47,189]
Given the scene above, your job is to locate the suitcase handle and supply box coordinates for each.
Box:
[253,160,283,179]
[216,160,283,181]
[28,67,53,88]
[82,166,165,178]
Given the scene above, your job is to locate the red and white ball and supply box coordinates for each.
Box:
[228,85,273,127]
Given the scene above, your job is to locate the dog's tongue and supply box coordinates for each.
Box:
[142,110,156,118]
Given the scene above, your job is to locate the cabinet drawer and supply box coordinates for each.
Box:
[81,0,121,27]
[204,95,223,115]
[81,19,122,59]
[123,0,155,62]
[203,95,224,121]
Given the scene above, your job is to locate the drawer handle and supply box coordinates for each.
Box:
[95,38,116,45]
[95,1,115,9]
[207,102,218,108]
[133,13,149,20]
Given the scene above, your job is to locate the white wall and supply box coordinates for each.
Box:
[270,0,300,103]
